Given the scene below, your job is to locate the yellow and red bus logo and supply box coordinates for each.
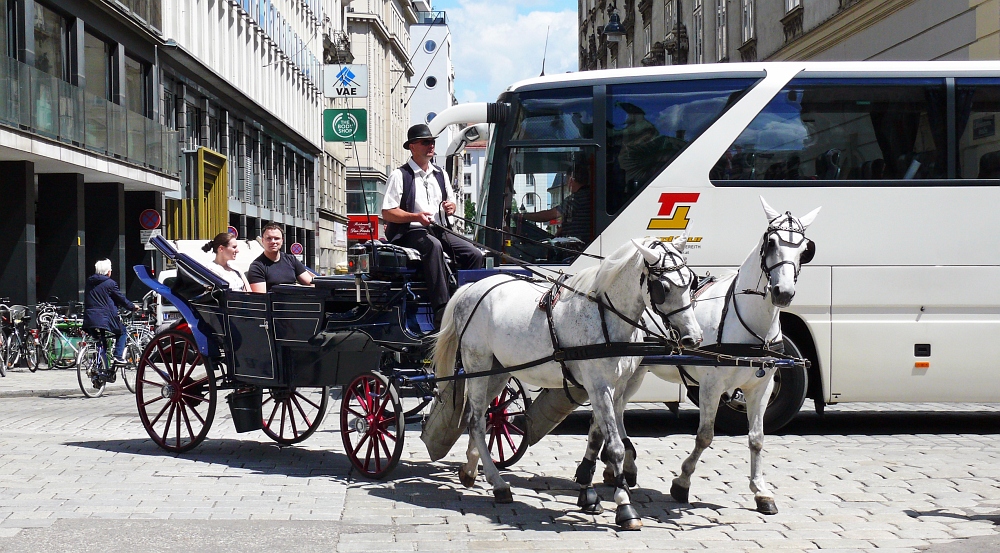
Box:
[648,193,700,230]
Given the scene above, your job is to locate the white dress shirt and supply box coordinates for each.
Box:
[382,158,452,229]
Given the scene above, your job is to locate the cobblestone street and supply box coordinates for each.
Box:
[0,368,998,552]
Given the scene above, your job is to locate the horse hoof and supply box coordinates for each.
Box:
[615,504,642,530]
[624,471,637,489]
[494,487,514,504]
[602,466,616,486]
[458,469,476,488]
[577,486,603,514]
[755,497,778,515]
[670,482,689,504]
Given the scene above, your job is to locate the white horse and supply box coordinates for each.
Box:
[432,238,702,530]
[575,197,820,515]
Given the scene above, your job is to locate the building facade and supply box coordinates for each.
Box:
[344,0,416,242]
[0,0,328,306]
[407,5,456,168]
[580,0,999,70]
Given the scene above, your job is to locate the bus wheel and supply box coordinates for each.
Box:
[690,335,809,435]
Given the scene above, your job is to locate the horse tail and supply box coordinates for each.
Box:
[431,283,472,381]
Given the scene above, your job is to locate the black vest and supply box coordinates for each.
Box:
[385,162,447,243]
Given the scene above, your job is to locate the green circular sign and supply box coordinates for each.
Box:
[332,112,359,139]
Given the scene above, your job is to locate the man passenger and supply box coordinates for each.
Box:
[247,224,314,292]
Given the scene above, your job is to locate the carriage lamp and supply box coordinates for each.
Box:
[603,2,626,44]
[347,244,370,275]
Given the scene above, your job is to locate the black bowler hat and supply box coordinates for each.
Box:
[403,123,438,149]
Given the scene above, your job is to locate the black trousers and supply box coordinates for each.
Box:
[393,227,484,309]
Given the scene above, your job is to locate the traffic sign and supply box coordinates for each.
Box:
[139,209,161,230]
[289,242,304,255]
[228,225,239,238]
[324,109,367,142]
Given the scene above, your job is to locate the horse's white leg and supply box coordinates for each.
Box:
[590,384,642,530]
[671,376,724,504]
[603,366,645,487]
[744,375,778,514]
[462,375,513,503]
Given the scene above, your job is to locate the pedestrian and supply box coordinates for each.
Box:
[247,224,314,292]
[82,259,137,365]
[382,123,483,328]
[202,232,251,291]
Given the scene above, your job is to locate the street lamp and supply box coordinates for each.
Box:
[603,2,626,44]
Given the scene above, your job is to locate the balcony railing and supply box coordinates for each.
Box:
[0,56,179,177]
[414,11,447,24]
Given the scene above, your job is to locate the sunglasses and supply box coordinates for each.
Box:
[415,139,435,146]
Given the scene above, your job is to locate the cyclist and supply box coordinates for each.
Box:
[83,259,137,366]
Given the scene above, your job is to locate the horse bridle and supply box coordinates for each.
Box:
[759,211,816,283]
[640,240,696,323]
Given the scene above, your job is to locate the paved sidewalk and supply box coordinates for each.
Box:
[0,365,131,398]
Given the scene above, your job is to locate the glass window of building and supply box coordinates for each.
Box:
[34,1,67,80]
[84,32,111,100]
[785,0,801,11]
[742,0,755,43]
[125,55,148,115]
[716,0,727,61]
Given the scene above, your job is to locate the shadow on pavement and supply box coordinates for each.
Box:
[552,408,1000,437]
[64,437,355,481]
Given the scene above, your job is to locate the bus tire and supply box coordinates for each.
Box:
[688,335,809,435]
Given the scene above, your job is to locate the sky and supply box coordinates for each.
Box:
[428,0,579,103]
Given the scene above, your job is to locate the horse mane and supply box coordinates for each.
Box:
[564,241,642,296]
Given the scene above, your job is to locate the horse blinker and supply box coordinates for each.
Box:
[800,240,816,265]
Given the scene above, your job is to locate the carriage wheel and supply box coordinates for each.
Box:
[340,372,404,479]
[135,330,217,453]
[261,387,330,445]
[487,377,531,469]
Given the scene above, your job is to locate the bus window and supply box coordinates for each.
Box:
[511,87,594,141]
[504,147,596,264]
[606,78,757,213]
[716,78,947,182]
[956,79,1000,179]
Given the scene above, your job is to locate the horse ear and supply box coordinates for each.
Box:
[760,196,780,221]
[671,231,689,253]
[799,206,822,229]
[631,239,661,265]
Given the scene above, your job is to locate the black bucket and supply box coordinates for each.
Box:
[227,389,263,433]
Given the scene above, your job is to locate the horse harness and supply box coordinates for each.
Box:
[675,213,815,387]
[439,243,695,402]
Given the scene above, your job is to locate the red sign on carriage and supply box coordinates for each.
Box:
[348,215,381,241]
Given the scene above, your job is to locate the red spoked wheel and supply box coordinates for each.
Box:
[135,330,216,453]
[487,377,531,469]
[261,387,330,445]
[340,372,404,479]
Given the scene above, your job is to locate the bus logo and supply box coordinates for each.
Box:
[648,193,700,230]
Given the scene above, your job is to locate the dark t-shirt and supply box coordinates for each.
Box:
[246,253,307,291]
[558,185,592,242]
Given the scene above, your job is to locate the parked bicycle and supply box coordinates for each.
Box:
[76,328,133,398]
[35,302,84,369]
[1,304,38,373]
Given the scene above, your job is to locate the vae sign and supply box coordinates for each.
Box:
[347,215,380,241]
[324,109,367,142]
[323,64,368,98]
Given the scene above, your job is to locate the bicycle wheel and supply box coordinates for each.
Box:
[24,341,38,372]
[50,332,75,369]
[4,336,20,371]
[76,344,106,398]
[122,343,141,394]
[0,337,7,377]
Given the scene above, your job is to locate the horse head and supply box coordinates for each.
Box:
[632,236,703,348]
[759,197,821,308]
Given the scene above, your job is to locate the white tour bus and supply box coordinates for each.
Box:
[431,61,1000,432]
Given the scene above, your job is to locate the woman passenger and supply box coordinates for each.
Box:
[203,232,251,292]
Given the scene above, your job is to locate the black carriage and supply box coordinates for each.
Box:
[133,234,530,478]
